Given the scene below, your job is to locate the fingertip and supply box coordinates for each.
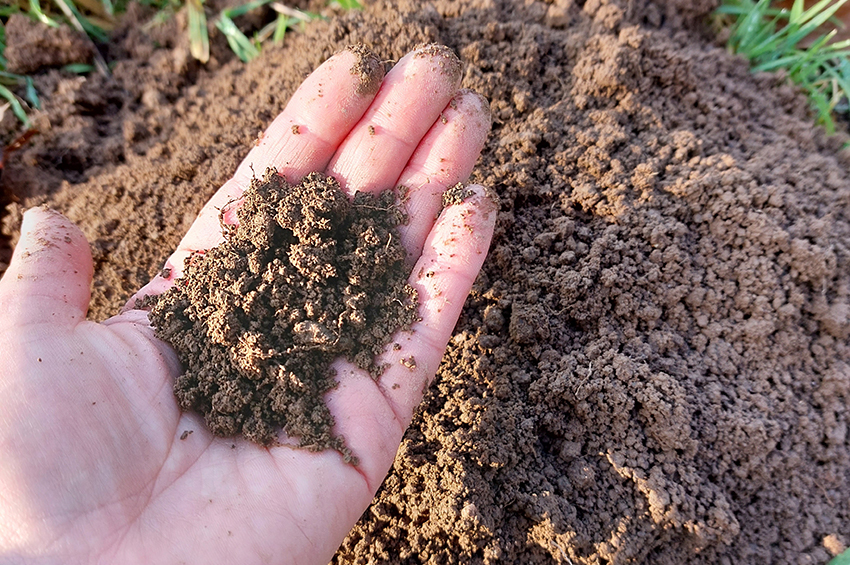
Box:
[1,206,93,324]
[17,206,93,273]
[452,89,492,127]
[444,90,492,162]
[233,46,387,187]
[392,89,493,263]
[463,183,501,219]
[327,44,465,195]
[341,43,385,96]
[410,43,463,90]
[370,182,498,428]
[435,183,498,258]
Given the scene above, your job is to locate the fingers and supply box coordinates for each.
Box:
[233,45,386,187]
[394,89,491,262]
[325,186,498,483]
[327,44,463,195]
[126,46,385,308]
[0,207,93,326]
[128,43,478,316]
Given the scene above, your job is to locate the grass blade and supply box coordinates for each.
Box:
[329,0,363,9]
[0,71,41,110]
[23,76,40,109]
[273,13,289,43]
[271,3,318,22]
[789,0,803,21]
[215,12,260,62]
[73,0,112,18]
[0,84,31,129]
[271,13,300,43]
[29,0,61,27]
[51,0,111,75]
[63,62,97,73]
[187,0,210,63]
[52,0,109,42]
[223,0,273,19]
[216,0,308,61]
[829,548,850,565]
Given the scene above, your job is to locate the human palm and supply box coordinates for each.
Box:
[0,45,495,564]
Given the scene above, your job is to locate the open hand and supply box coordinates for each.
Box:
[0,44,495,564]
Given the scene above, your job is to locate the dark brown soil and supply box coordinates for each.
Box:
[1,0,849,563]
[146,169,417,456]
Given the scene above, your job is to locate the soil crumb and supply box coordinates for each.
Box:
[346,43,384,95]
[441,182,475,207]
[147,169,418,456]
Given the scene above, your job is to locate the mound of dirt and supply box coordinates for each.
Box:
[1,0,848,563]
[146,169,417,457]
[3,14,94,75]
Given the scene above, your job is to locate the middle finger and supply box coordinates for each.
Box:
[326,44,463,196]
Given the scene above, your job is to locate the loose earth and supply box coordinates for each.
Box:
[146,169,418,459]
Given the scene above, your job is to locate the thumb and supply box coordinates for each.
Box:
[0,206,93,326]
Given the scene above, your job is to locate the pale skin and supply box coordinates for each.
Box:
[0,45,497,564]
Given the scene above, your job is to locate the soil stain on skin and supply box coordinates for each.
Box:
[346,43,385,96]
[2,0,850,563]
[146,169,418,458]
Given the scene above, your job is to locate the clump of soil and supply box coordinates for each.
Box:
[146,169,418,456]
[3,14,94,74]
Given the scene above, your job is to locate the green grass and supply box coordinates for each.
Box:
[830,548,850,565]
[716,0,850,134]
[0,0,361,128]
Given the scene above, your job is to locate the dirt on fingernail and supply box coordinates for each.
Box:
[145,169,418,460]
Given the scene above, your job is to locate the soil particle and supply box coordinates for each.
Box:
[3,14,94,74]
[441,183,474,207]
[146,169,418,454]
[823,534,847,556]
[3,0,850,563]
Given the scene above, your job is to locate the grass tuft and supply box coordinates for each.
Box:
[0,0,361,127]
[717,0,850,133]
[215,1,321,62]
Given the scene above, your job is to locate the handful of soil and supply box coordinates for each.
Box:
[147,169,419,459]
